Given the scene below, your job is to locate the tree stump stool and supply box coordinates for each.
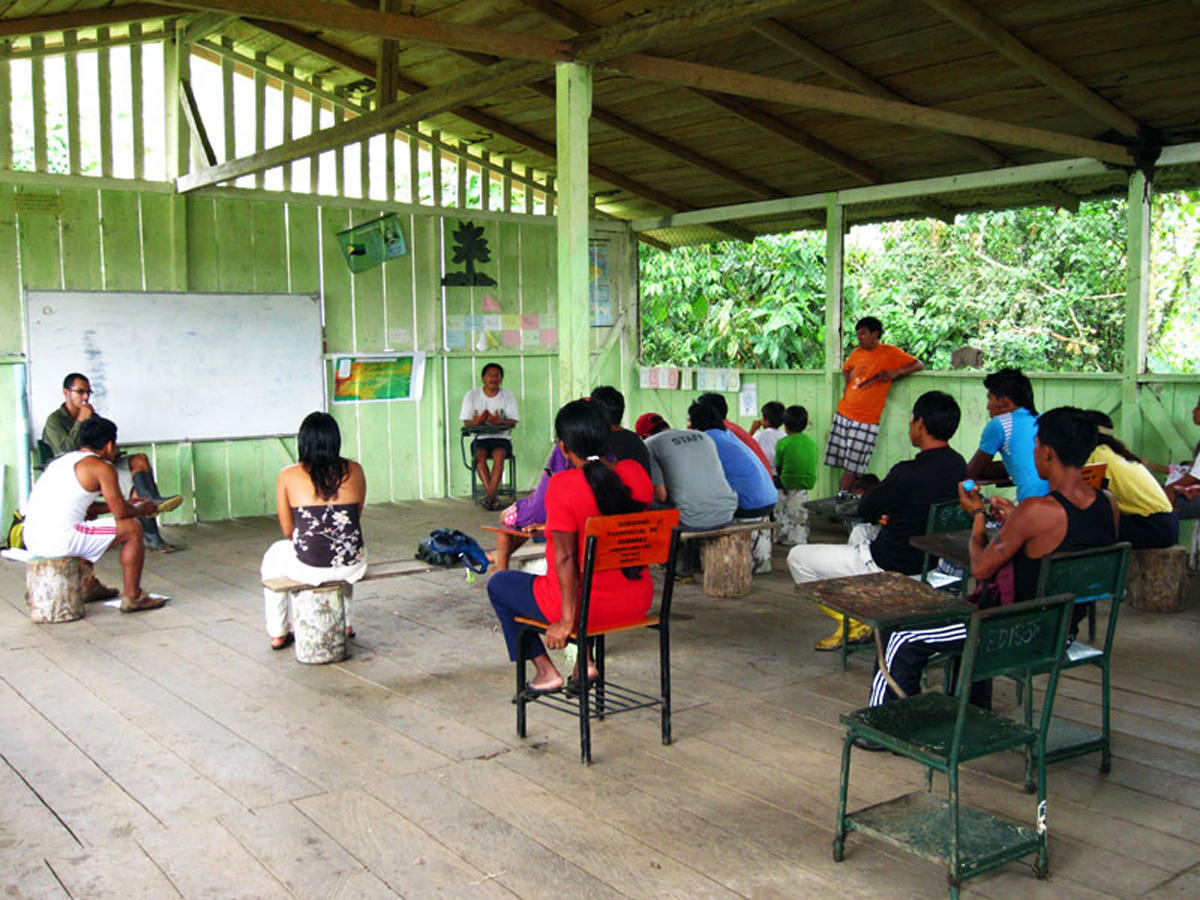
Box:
[26,557,85,623]
[291,583,349,664]
[1126,546,1188,612]
[700,532,753,598]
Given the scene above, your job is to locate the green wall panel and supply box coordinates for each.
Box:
[59,188,102,290]
[0,187,22,355]
[185,196,220,292]
[99,190,142,290]
[18,198,62,291]
[138,193,179,292]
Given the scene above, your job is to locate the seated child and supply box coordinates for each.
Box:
[774,405,818,544]
[750,401,786,479]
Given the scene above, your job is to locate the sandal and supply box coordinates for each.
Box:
[119,591,169,613]
[270,633,294,650]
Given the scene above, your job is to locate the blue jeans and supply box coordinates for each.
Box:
[488,570,547,661]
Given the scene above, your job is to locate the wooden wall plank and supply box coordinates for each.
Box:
[16,204,62,291]
[214,196,254,290]
[250,201,288,292]
[254,52,266,191]
[0,186,20,357]
[97,35,113,178]
[227,440,269,518]
[320,206,353,352]
[351,208,385,351]
[285,202,320,294]
[138,192,178,292]
[58,188,102,291]
[30,39,46,172]
[222,38,235,163]
[282,65,294,193]
[64,33,80,175]
[185,195,220,292]
[191,440,231,521]
[99,190,141,290]
[130,26,144,180]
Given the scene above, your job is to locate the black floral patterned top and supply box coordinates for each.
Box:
[291,503,365,569]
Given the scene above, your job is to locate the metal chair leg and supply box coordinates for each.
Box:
[660,621,672,746]
[516,628,529,739]
[595,636,606,719]
[833,732,853,862]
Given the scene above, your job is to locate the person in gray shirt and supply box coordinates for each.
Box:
[635,412,737,530]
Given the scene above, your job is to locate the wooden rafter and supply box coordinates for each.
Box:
[752,18,1010,170]
[517,0,890,196]
[192,19,750,237]
[0,4,177,39]
[179,78,218,166]
[177,58,550,191]
[181,11,238,44]
[162,0,571,61]
[608,54,1134,165]
[920,0,1142,138]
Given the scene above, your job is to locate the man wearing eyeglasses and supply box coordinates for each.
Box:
[42,372,182,552]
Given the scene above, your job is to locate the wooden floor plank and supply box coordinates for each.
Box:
[295,788,518,899]
[137,820,295,900]
[218,801,402,900]
[0,754,78,900]
[46,840,183,899]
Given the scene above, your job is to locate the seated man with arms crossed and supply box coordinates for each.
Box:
[43,372,182,551]
[856,407,1119,744]
[789,391,967,650]
[23,416,169,612]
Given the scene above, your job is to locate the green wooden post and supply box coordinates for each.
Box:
[555,62,592,402]
[821,192,845,497]
[1122,170,1151,452]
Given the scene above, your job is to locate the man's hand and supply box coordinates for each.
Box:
[988,497,1016,523]
[545,620,573,650]
[76,401,95,421]
[131,498,157,516]
[958,482,987,516]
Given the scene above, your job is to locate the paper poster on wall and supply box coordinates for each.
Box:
[739,382,757,417]
[332,352,426,403]
[589,239,613,327]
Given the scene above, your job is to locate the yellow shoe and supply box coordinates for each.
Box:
[847,622,874,644]
[814,629,845,651]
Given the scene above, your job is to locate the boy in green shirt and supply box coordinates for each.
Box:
[775,405,818,544]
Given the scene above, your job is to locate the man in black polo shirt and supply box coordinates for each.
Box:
[788,391,967,650]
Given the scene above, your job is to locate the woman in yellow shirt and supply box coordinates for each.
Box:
[1085,411,1179,549]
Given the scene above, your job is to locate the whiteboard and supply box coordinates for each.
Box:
[27,291,325,444]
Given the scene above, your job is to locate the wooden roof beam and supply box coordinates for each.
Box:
[920,0,1142,138]
[0,4,177,39]
[181,11,238,44]
[752,18,1010,169]
[177,58,550,191]
[162,0,571,61]
[608,54,1133,165]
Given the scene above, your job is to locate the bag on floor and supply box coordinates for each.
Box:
[3,511,24,550]
[416,528,490,574]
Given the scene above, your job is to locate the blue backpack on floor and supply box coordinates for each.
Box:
[416,528,490,574]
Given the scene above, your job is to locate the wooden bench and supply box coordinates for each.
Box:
[679,520,779,598]
[1125,545,1189,612]
[261,542,545,663]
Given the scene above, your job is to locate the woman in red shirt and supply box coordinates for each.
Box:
[487,399,653,694]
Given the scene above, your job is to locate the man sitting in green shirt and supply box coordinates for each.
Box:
[43,372,182,552]
[774,405,818,544]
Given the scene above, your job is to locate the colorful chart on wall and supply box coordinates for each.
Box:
[332,353,426,403]
[589,239,613,327]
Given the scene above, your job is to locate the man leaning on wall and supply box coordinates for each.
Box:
[43,372,182,552]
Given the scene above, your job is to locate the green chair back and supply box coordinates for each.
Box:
[925,498,973,535]
[962,596,1074,685]
[1035,543,1130,605]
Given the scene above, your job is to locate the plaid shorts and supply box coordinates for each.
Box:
[824,412,879,475]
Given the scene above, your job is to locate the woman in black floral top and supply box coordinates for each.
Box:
[260,412,367,649]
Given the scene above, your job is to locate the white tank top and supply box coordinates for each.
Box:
[23,450,104,543]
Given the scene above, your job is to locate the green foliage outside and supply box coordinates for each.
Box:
[640,192,1200,373]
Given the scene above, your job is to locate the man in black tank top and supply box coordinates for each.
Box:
[860,408,1119,740]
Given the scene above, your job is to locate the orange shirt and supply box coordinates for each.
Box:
[837,344,917,425]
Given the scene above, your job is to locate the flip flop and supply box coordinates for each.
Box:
[510,682,565,703]
[270,633,294,651]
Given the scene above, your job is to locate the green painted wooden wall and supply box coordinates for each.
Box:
[0,180,644,525]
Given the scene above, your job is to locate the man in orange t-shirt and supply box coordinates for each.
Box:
[826,317,924,491]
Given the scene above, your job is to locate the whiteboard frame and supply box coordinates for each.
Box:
[25,289,327,445]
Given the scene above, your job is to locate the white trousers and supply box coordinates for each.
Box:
[786,523,882,583]
[260,540,367,638]
[776,488,809,545]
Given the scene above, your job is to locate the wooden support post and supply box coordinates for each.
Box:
[27,557,85,624]
[222,37,235,162]
[162,24,186,181]
[1122,170,1151,452]
[254,51,266,189]
[130,25,145,180]
[309,75,321,193]
[31,38,47,172]
[282,64,294,191]
[64,32,81,175]
[555,62,592,402]
[408,131,420,204]
[822,193,845,497]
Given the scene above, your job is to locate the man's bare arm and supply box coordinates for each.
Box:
[81,458,147,519]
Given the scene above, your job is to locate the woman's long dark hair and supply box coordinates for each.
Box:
[555,400,642,516]
[298,411,350,500]
[1085,410,1140,463]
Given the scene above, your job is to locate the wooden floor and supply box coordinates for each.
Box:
[2,501,1198,900]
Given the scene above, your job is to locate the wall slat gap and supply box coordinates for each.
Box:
[31,37,47,172]
[98,31,113,178]
[130,25,144,180]
[64,33,81,175]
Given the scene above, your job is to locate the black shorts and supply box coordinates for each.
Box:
[472,437,512,457]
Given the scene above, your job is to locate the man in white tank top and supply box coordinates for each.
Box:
[24,416,169,612]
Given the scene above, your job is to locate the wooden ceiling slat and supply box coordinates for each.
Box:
[921,0,1142,137]
[0,4,177,39]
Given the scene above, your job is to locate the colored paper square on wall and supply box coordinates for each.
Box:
[445,315,465,332]
[465,314,482,330]
[482,294,501,312]
[445,329,467,349]
[502,315,520,330]
[539,328,558,345]
[522,330,540,348]
[501,330,521,347]
[521,313,539,329]
[483,314,502,331]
